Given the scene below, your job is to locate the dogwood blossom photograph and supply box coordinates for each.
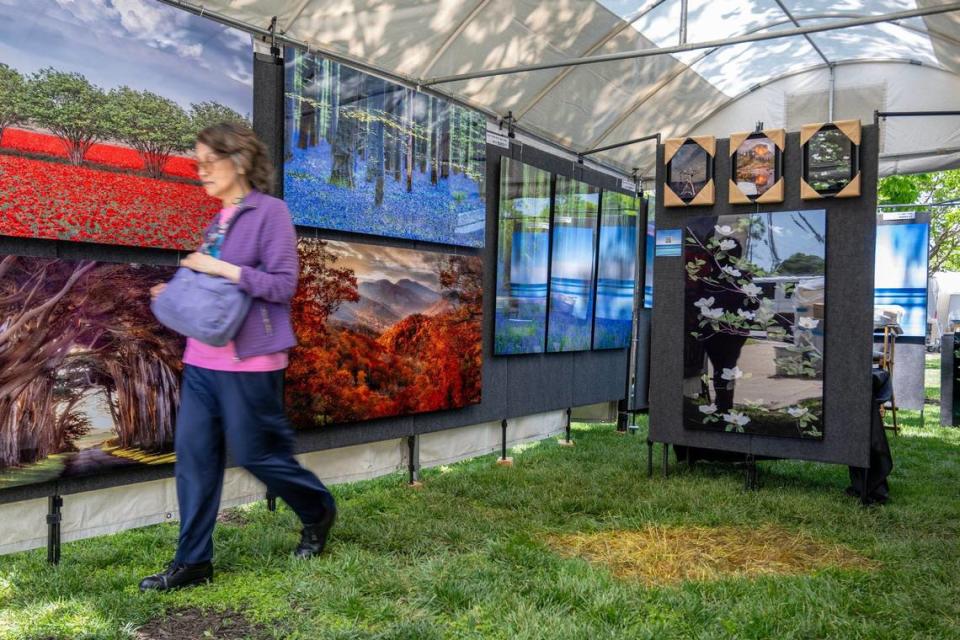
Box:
[682,210,827,439]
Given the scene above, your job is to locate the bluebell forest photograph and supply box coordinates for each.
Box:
[494,158,552,355]
[683,210,827,439]
[547,176,599,353]
[593,191,640,350]
[283,47,487,247]
[874,221,929,339]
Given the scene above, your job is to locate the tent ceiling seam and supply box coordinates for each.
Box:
[592,56,958,169]
[513,0,669,120]
[282,0,313,35]
[418,0,493,78]
[773,0,832,66]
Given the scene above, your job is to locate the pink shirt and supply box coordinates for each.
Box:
[182,206,290,372]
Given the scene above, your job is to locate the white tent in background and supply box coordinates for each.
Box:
[162,0,960,177]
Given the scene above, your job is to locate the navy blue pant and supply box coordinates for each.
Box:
[174,365,335,564]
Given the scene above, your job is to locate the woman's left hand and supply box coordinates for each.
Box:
[181,252,242,283]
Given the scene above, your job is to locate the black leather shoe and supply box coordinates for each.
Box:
[294,506,337,559]
[139,560,213,592]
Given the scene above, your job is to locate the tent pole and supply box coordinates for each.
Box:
[828,63,836,121]
[679,0,688,45]
[577,133,661,162]
[875,110,960,121]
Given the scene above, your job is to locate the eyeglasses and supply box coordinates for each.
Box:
[194,154,228,173]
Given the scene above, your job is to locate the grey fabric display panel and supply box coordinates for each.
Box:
[486,142,629,418]
[943,335,957,427]
[630,309,652,410]
[0,48,635,504]
[253,52,285,197]
[885,343,925,411]
[0,136,634,505]
[649,127,879,468]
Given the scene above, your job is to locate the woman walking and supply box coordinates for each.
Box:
[140,122,336,592]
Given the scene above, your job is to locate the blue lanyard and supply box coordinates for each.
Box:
[200,216,231,258]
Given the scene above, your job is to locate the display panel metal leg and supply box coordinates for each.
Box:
[407,435,423,487]
[647,439,653,478]
[743,455,759,491]
[627,412,639,436]
[266,491,277,512]
[860,466,870,506]
[662,443,669,478]
[559,407,575,446]
[47,494,62,565]
[497,419,513,466]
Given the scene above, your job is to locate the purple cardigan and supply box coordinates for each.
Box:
[205,190,298,359]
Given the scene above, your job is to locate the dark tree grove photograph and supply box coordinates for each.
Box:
[0,256,182,489]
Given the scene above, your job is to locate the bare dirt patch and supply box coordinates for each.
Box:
[548,524,877,586]
[136,607,266,640]
[216,507,249,527]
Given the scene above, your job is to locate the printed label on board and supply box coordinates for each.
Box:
[485,129,511,149]
[880,211,916,221]
[655,228,683,257]
[621,179,637,192]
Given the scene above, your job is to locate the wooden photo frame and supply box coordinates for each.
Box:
[729,129,785,204]
[664,136,715,207]
[801,120,861,200]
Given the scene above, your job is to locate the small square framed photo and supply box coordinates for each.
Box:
[663,136,715,207]
[801,120,861,199]
[729,129,784,204]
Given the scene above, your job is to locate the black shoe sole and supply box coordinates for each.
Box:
[139,574,213,593]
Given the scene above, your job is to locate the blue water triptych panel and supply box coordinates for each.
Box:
[494,158,553,355]
[284,47,487,247]
[594,192,641,350]
[874,221,929,340]
[494,158,641,355]
[548,176,600,352]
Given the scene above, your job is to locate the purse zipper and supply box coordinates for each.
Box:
[261,304,273,335]
[221,195,270,360]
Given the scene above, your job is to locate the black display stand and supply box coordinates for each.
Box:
[846,370,895,504]
[954,334,960,426]
[648,125,880,490]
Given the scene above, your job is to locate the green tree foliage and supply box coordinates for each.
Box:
[0,63,25,143]
[189,100,248,135]
[779,252,825,276]
[26,68,110,165]
[108,87,192,178]
[878,170,960,272]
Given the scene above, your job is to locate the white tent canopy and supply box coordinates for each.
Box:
[170,0,960,178]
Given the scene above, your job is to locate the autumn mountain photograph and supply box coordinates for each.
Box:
[287,239,483,427]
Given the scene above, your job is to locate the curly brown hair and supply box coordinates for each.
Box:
[197,122,275,194]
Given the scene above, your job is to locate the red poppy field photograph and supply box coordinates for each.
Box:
[0,0,253,250]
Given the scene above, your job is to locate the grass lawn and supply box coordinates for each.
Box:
[1,414,958,639]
